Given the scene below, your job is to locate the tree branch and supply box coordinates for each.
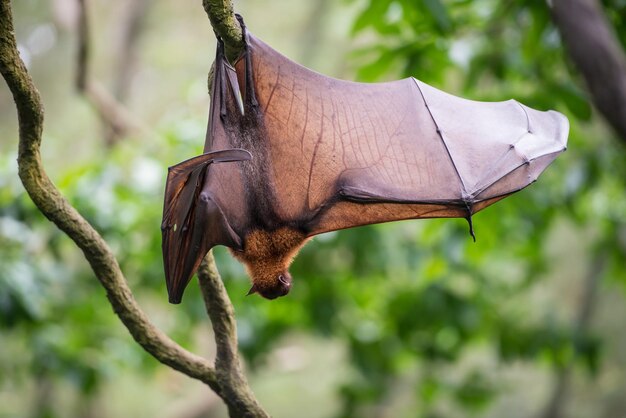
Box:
[0,0,221,395]
[75,0,88,91]
[75,0,146,146]
[202,0,244,62]
[551,0,626,144]
[113,0,149,103]
[83,79,147,140]
[198,253,269,418]
[197,1,270,415]
[3,0,270,415]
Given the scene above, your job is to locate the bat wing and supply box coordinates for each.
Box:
[231,34,568,236]
[161,149,251,303]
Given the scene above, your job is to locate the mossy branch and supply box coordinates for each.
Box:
[0,0,220,392]
[198,253,269,417]
[198,1,268,414]
[202,0,244,62]
[0,0,267,416]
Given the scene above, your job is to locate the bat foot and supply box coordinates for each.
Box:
[466,216,476,242]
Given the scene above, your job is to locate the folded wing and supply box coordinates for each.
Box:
[161,149,251,303]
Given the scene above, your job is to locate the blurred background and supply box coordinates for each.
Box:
[1,0,625,417]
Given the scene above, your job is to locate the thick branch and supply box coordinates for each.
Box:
[198,253,269,418]
[551,0,626,143]
[202,0,243,62]
[0,0,221,395]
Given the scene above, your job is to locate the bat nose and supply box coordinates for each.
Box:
[278,274,290,287]
[259,281,291,299]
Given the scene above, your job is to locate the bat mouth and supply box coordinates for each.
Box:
[259,288,289,299]
[251,274,292,300]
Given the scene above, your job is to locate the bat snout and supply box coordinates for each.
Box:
[262,274,292,299]
[248,273,292,300]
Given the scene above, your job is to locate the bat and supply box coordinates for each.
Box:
[161,15,569,303]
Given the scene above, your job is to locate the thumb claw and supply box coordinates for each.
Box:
[246,284,258,296]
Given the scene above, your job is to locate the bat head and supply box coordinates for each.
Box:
[231,228,309,300]
[247,271,292,299]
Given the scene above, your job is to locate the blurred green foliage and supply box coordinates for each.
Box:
[1,1,626,417]
[325,0,626,415]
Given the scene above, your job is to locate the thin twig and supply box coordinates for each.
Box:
[84,79,145,139]
[74,0,146,146]
[75,0,88,91]
[113,0,148,103]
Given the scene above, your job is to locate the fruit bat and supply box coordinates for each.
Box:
[162,16,569,303]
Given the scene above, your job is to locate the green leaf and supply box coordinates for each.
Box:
[554,82,592,120]
[422,0,453,33]
[356,48,399,81]
[351,0,392,35]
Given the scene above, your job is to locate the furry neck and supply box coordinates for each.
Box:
[229,227,309,290]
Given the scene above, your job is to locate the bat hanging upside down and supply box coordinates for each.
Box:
[161,15,569,303]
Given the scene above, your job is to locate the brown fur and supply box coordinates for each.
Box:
[229,228,309,292]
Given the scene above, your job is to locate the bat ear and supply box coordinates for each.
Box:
[246,284,258,296]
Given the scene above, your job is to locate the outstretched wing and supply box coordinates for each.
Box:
[162,20,569,304]
[234,34,568,236]
[161,149,251,303]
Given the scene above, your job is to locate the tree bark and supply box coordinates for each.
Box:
[551,0,626,144]
[202,0,244,62]
[0,0,221,390]
[198,253,269,418]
